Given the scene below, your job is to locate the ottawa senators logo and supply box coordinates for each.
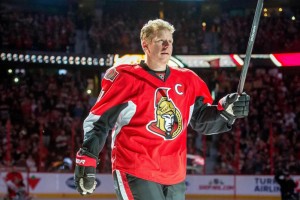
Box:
[146,88,183,140]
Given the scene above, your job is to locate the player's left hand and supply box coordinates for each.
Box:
[218,92,250,124]
[74,148,98,195]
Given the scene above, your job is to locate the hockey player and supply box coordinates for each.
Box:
[74,19,250,199]
[4,168,30,200]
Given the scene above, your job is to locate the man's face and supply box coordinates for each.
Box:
[144,29,173,65]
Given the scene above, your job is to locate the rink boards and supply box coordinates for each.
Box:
[0,173,299,199]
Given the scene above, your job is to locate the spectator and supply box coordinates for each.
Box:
[275,170,297,200]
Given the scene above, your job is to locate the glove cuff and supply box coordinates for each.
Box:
[76,148,98,167]
[220,110,236,125]
[217,97,225,111]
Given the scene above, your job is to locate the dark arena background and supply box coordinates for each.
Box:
[0,0,299,199]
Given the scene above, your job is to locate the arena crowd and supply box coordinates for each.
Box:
[0,66,299,174]
[0,1,299,175]
[0,2,299,55]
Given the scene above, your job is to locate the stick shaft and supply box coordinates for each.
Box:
[237,0,264,94]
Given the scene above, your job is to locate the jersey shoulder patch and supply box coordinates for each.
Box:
[104,64,138,82]
[104,67,119,82]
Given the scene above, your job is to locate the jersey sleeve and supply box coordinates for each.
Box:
[82,66,136,156]
[189,72,231,135]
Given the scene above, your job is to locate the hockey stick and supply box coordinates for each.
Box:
[237,0,264,94]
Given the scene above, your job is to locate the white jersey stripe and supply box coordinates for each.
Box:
[188,104,194,124]
[83,112,100,139]
[111,101,136,148]
[116,170,129,200]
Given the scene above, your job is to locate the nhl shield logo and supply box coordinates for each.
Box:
[104,67,119,82]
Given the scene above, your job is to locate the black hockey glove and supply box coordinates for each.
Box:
[74,148,98,195]
[218,92,250,125]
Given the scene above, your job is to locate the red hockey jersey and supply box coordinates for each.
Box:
[82,61,230,185]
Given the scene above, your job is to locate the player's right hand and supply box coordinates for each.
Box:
[218,92,250,125]
[74,148,98,195]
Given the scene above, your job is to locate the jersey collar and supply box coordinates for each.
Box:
[139,60,170,81]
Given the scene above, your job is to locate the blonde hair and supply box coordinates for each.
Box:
[140,19,175,42]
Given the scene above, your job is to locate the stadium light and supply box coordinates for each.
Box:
[13,54,18,61]
[56,56,62,64]
[99,58,105,66]
[7,53,12,61]
[31,55,37,63]
[87,57,92,65]
[0,51,115,67]
[25,55,30,62]
[75,57,80,65]
[44,55,49,63]
[1,53,6,61]
[50,56,55,64]
[14,77,19,83]
[81,57,87,65]
[63,56,68,64]
[19,54,24,62]
[37,55,43,63]
[93,58,98,65]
